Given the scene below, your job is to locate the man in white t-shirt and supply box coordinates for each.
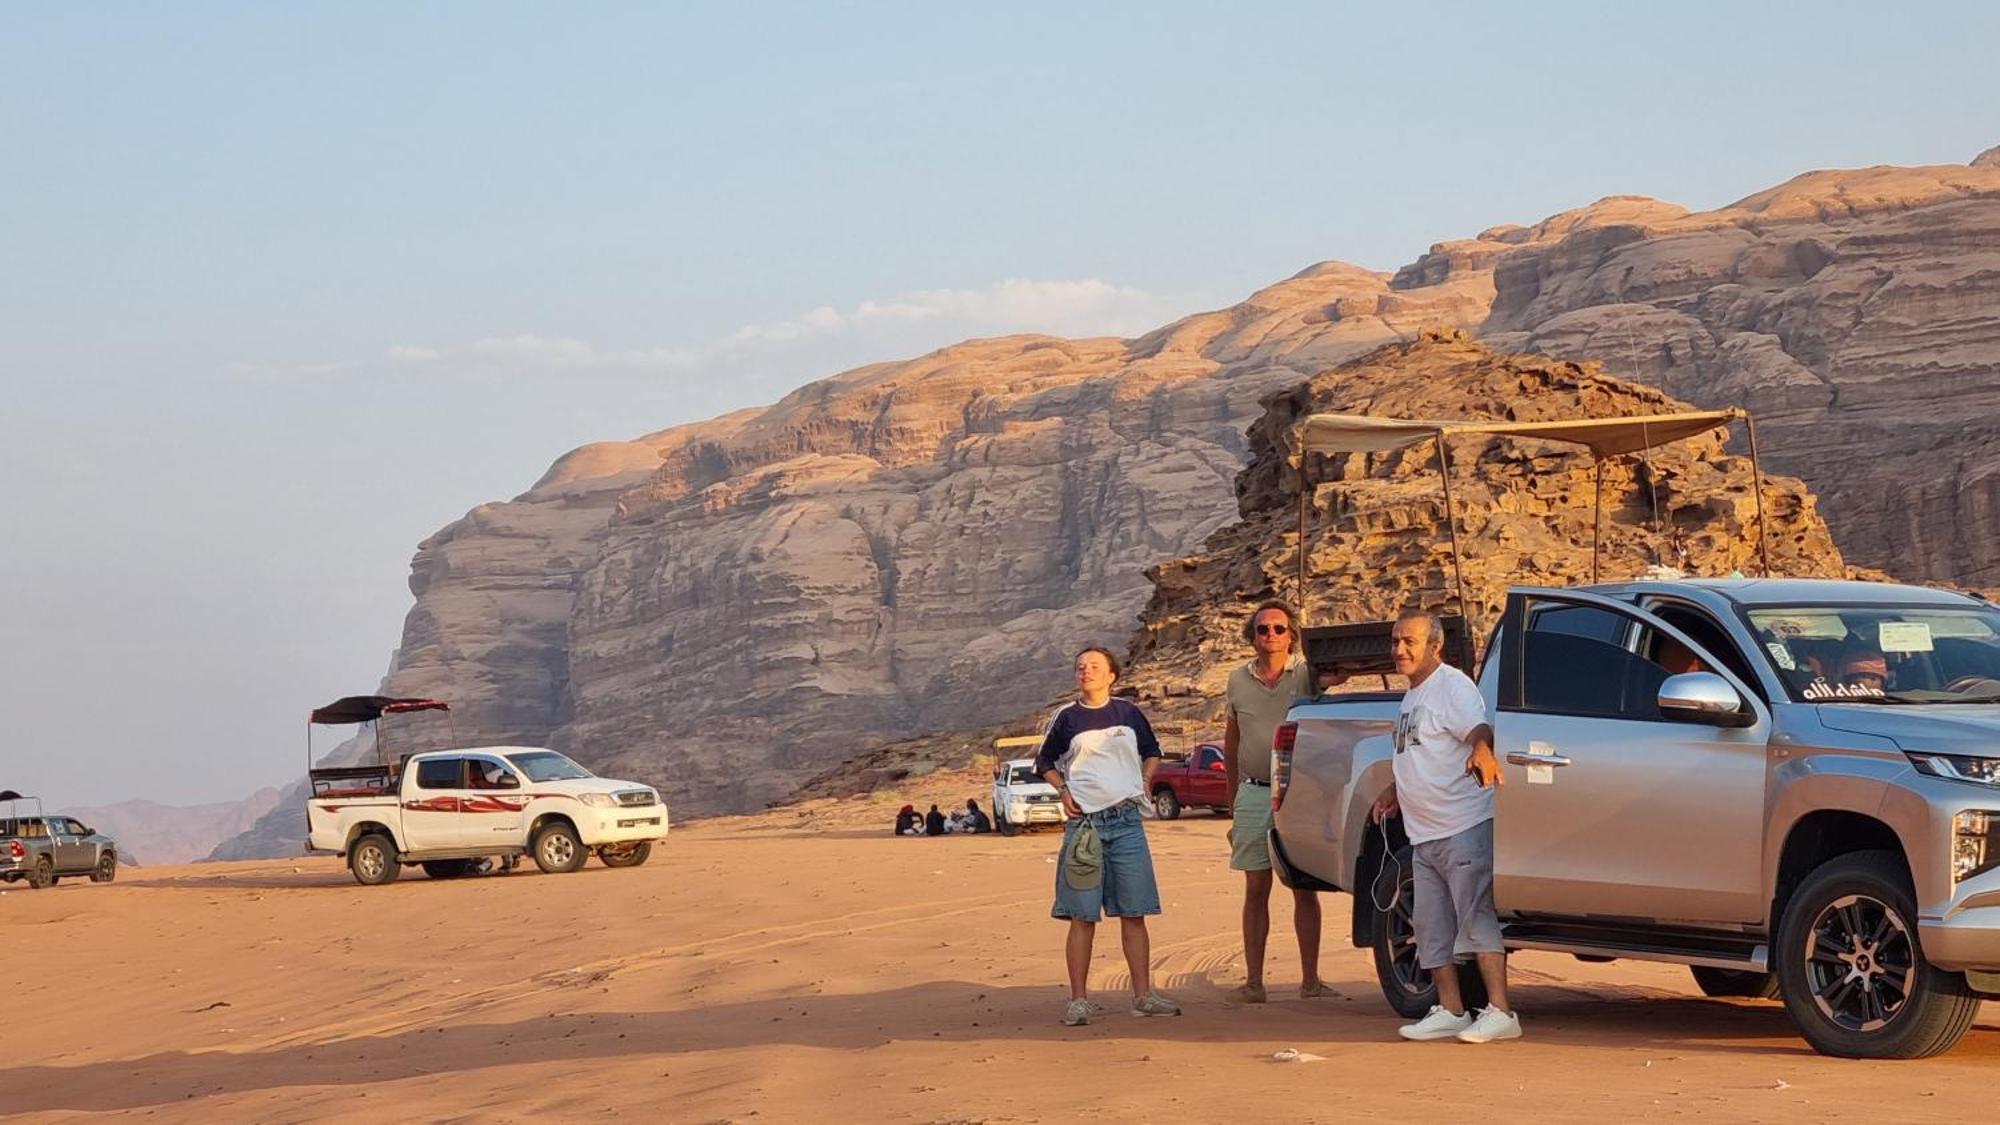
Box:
[1370,608,1520,1044]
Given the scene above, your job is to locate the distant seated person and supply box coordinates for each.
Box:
[924,804,946,837]
[1840,649,1890,694]
[894,804,921,836]
[964,798,992,834]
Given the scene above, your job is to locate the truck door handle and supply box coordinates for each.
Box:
[1506,751,1572,768]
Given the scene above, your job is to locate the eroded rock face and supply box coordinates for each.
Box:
[1475,160,2000,586]
[220,150,2000,855]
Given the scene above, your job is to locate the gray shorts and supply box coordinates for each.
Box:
[1411,818,1502,970]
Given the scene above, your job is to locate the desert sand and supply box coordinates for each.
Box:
[5,785,1997,1124]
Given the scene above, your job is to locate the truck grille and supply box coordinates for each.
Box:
[615,790,657,807]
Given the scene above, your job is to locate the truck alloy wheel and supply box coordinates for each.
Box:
[1153,788,1182,821]
[91,854,117,883]
[348,834,400,886]
[28,858,53,889]
[1775,850,1979,1058]
[533,822,586,874]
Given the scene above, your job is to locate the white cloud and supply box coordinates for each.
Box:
[225,358,362,381]
[231,277,1207,390]
[724,278,1194,348]
[385,334,701,371]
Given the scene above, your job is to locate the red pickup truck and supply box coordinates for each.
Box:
[1149,743,1233,819]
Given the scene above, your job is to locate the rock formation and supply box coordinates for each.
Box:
[71,787,281,866]
[1124,331,1849,702]
[789,332,1853,801]
[220,149,2000,856]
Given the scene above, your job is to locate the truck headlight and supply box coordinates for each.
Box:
[579,793,617,808]
[1908,753,2000,786]
[1953,810,2000,884]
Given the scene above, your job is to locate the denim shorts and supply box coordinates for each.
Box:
[1051,801,1162,923]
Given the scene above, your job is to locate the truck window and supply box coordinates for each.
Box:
[415,758,466,790]
[1645,604,1760,693]
[1529,604,1630,644]
[1522,604,1670,721]
[464,758,518,790]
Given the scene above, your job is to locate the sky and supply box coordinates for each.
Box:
[3,2,1996,812]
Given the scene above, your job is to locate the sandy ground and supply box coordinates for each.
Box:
[4,793,1998,1124]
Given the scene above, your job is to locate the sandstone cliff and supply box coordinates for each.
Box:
[788,332,1851,801]
[220,149,2000,857]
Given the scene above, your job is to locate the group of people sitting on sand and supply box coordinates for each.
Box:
[891,799,992,836]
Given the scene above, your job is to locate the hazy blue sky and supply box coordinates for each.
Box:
[4,2,1995,811]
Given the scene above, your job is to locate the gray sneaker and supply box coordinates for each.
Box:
[1062,998,1091,1026]
[1132,992,1182,1017]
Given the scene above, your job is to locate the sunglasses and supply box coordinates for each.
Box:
[1255,623,1289,636]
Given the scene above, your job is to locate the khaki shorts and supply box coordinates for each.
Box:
[1229,782,1273,871]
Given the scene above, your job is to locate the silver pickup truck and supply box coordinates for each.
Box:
[1271,577,2000,1059]
[1,802,121,889]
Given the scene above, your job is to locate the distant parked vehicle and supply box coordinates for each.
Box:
[1149,742,1233,820]
[990,757,1064,836]
[1,793,120,889]
[300,696,667,886]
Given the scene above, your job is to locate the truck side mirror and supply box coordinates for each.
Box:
[497,773,520,790]
[1658,672,1754,728]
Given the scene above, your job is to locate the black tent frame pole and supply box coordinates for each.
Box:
[1434,431,1476,657]
[1592,456,1606,584]
[1742,412,1774,577]
[1296,461,1310,613]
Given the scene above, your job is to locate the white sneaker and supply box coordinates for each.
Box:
[1456,1005,1522,1043]
[1398,1005,1474,1041]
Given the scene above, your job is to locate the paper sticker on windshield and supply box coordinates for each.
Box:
[1765,641,1797,670]
[1879,622,1934,653]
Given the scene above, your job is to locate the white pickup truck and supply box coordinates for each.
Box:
[307,747,668,885]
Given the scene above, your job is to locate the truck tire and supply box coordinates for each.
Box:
[996,808,1017,837]
[532,821,586,874]
[1774,850,1979,1059]
[1153,788,1182,821]
[1369,843,1488,1019]
[27,858,54,889]
[91,853,117,883]
[598,842,652,868]
[421,859,474,879]
[1690,965,1779,999]
[348,833,400,886]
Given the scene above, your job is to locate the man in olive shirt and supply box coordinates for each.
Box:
[1222,601,1324,1003]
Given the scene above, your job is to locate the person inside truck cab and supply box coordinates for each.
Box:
[467,760,510,790]
[1652,635,1707,676]
[1838,649,1891,693]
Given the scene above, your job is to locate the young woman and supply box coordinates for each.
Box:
[1034,646,1181,1026]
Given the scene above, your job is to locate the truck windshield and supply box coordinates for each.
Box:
[1006,765,1043,786]
[506,751,595,782]
[1748,605,2000,704]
